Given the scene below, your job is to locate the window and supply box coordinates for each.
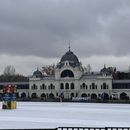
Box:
[92,83,95,89]
[103,83,107,89]
[61,70,74,78]
[71,83,74,89]
[40,84,46,89]
[65,83,69,89]
[48,84,55,90]
[60,83,64,89]
[31,84,37,90]
[82,83,86,89]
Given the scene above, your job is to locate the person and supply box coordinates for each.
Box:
[59,92,64,102]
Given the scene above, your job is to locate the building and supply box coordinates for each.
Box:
[1,48,130,101]
[29,48,112,100]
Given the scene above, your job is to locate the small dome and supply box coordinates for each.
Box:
[33,69,42,78]
[100,65,110,75]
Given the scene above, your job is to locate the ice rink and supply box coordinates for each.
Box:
[0,102,130,129]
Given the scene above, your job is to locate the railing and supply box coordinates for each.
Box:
[1,127,130,130]
[57,127,130,130]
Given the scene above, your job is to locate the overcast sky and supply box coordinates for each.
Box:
[0,0,130,75]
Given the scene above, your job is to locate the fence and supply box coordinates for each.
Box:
[1,127,130,130]
[57,127,130,130]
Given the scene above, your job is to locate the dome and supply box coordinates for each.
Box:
[57,50,80,68]
[33,69,42,78]
[61,50,79,64]
[100,65,110,75]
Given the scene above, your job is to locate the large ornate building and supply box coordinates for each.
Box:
[1,48,130,101]
[29,48,113,100]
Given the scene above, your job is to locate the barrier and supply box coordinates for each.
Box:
[57,127,130,130]
[0,127,129,130]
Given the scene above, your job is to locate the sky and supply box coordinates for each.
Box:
[0,0,130,75]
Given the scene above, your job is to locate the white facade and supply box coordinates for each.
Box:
[29,49,113,100]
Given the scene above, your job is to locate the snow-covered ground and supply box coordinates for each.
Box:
[0,102,130,129]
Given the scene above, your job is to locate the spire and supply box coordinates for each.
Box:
[68,40,71,51]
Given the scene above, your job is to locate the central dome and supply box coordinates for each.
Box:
[61,50,79,63]
[57,49,80,68]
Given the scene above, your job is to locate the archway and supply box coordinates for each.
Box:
[61,70,74,78]
[91,93,97,99]
[21,93,26,98]
[49,93,54,99]
[70,93,74,98]
[41,93,46,99]
[120,92,128,100]
[31,93,37,99]
[101,93,109,100]
[81,93,87,97]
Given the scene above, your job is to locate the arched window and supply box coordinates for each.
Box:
[92,83,95,89]
[82,83,86,89]
[31,84,37,90]
[65,83,69,89]
[71,83,74,89]
[41,84,46,89]
[61,70,74,78]
[103,83,107,89]
[60,83,64,89]
[50,84,53,89]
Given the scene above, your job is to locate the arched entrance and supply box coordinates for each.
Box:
[41,93,46,99]
[31,93,37,99]
[120,92,128,100]
[91,93,97,99]
[49,93,54,99]
[70,93,74,99]
[21,93,26,98]
[81,93,87,97]
[101,93,109,100]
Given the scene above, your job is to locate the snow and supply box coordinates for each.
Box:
[0,102,130,129]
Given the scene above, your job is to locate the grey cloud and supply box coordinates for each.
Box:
[0,0,130,58]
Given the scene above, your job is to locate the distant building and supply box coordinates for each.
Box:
[29,48,112,100]
[0,49,130,101]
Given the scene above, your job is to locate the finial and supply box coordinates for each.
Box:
[68,40,71,51]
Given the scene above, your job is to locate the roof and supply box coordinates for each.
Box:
[33,69,42,78]
[57,50,80,68]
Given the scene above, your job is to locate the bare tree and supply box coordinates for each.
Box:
[86,64,92,73]
[41,64,55,75]
[3,65,16,76]
[83,64,92,74]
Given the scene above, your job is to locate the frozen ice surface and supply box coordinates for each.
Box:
[0,102,130,129]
